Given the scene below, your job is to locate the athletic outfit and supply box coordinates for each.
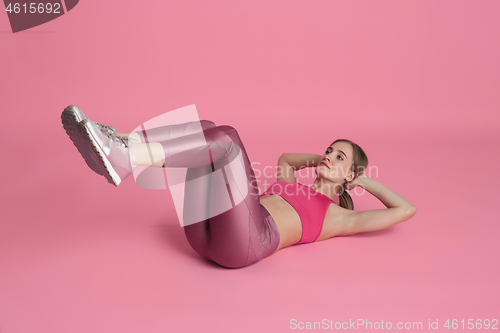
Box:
[133,121,280,268]
[260,181,335,244]
[62,107,333,269]
[136,122,334,268]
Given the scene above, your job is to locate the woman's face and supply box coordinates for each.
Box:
[315,141,354,183]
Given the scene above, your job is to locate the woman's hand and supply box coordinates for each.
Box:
[346,172,368,191]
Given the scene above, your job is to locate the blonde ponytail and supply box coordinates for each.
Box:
[338,185,354,210]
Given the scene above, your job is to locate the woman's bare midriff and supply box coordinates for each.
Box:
[259,194,343,253]
[259,194,303,252]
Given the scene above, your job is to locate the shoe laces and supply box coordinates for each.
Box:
[93,122,128,147]
[103,131,129,148]
[96,122,115,134]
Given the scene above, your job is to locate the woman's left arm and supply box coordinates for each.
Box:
[358,177,416,213]
[336,176,417,236]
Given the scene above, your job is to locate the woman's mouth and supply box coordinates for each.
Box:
[320,162,330,169]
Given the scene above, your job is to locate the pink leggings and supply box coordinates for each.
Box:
[135,120,280,268]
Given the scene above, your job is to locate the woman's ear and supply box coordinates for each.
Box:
[347,172,355,182]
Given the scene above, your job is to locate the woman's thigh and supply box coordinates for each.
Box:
[184,199,280,268]
[182,125,279,268]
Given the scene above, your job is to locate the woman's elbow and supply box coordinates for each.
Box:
[278,153,293,166]
[405,205,417,217]
[278,153,289,160]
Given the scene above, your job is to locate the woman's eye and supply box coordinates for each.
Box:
[325,150,330,154]
[337,155,343,160]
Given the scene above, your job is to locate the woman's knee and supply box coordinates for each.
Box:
[202,125,240,146]
[217,125,239,138]
[200,120,217,131]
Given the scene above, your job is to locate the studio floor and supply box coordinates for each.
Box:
[1,1,499,332]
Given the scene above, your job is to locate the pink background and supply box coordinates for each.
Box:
[1,0,499,332]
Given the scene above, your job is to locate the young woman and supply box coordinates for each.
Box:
[61,105,417,269]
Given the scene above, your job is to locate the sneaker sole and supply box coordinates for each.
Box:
[63,105,86,122]
[61,109,104,176]
[78,120,122,187]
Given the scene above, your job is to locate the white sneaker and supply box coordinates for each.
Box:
[61,105,131,181]
[74,119,136,186]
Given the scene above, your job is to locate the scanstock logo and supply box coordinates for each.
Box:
[3,0,79,33]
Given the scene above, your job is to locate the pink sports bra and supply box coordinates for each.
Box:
[260,181,335,244]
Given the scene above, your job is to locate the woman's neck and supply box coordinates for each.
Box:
[310,178,339,203]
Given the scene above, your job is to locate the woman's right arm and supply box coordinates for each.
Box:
[277,153,321,183]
